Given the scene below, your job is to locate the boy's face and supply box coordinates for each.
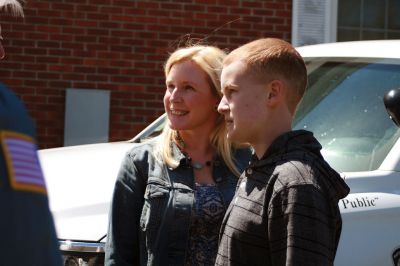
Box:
[218,60,269,144]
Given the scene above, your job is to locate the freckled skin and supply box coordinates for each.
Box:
[218,60,269,145]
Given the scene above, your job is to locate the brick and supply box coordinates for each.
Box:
[264,17,285,24]
[48,82,72,89]
[23,64,47,71]
[72,82,96,88]
[75,20,98,27]
[24,80,47,87]
[74,35,97,43]
[63,73,85,80]
[87,13,109,21]
[264,2,286,10]
[27,2,50,9]
[111,76,134,83]
[37,25,61,34]
[51,3,75,11]
[109,60,133,68]
[241,1,263,8]
[100,21,122,28]
[276,10,292,18]
[87,28,110,36]
[49,49,72,57]
[207,6,228,13]
[87,75,109,82]
[197,0,217,4]
[242,15,263,23]
[13,71,36,79]
[160,3,184,10]
[28,17,49,24]
[229,7,252,15]
[137,1,160,9]
[37,56,60,64]
[60,58,84,65]
[38,72,61,80]
[37,41,61,48]
[78,5,99,12]
[253,9,274,16]
[98,67,120,75]
[74,66,96,74]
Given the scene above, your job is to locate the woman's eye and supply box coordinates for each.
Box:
[166,85,174,91]
[185,85,194,91]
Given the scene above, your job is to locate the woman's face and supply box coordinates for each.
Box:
[164,60,220,132]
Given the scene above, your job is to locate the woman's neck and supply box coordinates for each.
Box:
[177,130,214,160]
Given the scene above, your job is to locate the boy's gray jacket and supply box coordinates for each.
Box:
[105,138,251,266]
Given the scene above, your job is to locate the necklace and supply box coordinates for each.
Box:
[189,159,212,170]
[175,131,213,169]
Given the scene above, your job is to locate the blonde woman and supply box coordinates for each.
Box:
[105,45,251,266]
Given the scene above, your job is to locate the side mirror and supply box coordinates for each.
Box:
[384,88,400,127]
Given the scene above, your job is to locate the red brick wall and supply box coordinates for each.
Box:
[0,0,292,148]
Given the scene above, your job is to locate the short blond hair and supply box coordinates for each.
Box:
[0,0,24,17]
[157,45,241,177]
[224,38,307,114]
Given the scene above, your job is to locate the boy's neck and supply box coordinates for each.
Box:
[252,113,293,159]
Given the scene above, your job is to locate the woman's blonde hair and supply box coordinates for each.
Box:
[0,0,24,17]
[156,45,241,177]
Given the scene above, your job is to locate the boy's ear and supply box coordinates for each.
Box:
[266,80,285,106]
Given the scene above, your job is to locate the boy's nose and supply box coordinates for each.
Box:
[217,96,229,114]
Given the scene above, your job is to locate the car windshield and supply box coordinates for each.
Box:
[294,58,400,172]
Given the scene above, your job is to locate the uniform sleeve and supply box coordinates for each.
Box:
[268,184,337,266]
[0,191,62,266]
[105,152,147,266]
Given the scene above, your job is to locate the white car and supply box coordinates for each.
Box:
[39,40,400,265]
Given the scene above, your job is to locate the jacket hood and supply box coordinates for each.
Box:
[255,130,350,200]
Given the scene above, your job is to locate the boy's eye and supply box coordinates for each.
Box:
[225,88,234,96]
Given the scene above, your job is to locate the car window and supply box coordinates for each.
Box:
[294,58,400,172]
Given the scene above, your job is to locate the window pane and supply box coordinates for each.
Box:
[338,0,361,27]
[337,28,360,41]
[388,0,400,30]
[294,59,400,172]
[363,0,385,29]
[362,30,385,40]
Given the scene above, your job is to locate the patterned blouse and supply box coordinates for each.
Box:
[185,183,226,266]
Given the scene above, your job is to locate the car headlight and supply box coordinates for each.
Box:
[59,240,105,266]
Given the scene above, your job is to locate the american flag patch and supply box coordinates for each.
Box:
[1,131,47,194]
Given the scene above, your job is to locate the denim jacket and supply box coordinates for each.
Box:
[105,138,251,266]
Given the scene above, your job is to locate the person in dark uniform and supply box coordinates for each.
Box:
[0,1,62,265]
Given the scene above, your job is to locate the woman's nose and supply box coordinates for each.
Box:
[169,88,182,102]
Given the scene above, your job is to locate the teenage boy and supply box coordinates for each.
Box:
[215,38,350,266]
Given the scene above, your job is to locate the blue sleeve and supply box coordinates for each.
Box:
[0,189,62,265]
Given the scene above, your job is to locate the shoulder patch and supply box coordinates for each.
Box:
[1,131,47,194]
